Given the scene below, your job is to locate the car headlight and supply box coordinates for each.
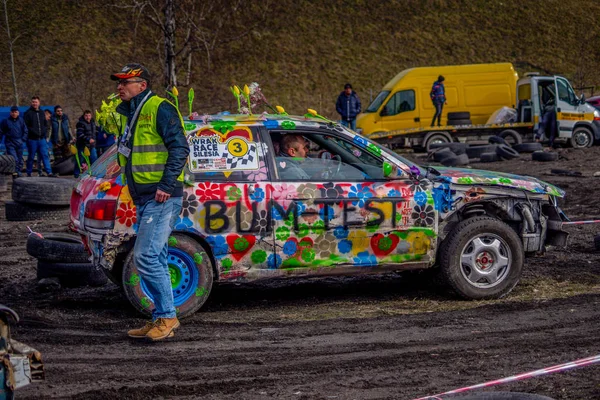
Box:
[594,109,600,118]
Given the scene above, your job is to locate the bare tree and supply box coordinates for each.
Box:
[1,0,20,105]
[113,0,271,91]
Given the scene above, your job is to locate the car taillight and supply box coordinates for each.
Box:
[84,200,117,229]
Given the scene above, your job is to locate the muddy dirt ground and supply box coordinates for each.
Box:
[1,146,600,400]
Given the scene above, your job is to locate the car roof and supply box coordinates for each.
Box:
[188,113,329,125]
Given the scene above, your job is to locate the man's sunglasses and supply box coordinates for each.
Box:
[116,79,145,86]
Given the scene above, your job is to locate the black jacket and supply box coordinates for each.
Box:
[76,116,97,148]
[23,108,48,140]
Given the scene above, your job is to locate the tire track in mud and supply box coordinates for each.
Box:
[17,294,600,399]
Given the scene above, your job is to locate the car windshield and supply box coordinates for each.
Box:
[365,90,390,113]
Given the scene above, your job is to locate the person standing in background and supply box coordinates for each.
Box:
[0,106,28,178]
[95,124,116,157]
[430,75,446,127]
[74,110,98,177]
[51,105,73,162]
[23,96,54,177]
[335,83,361,131]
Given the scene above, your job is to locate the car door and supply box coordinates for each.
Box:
[554,76,580,138]
[186,123,274,280]
[266,127,436,272]
[380,89,419,131]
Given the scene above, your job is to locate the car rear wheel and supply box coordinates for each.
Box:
[439,216,523,299]
[122,233,213,319]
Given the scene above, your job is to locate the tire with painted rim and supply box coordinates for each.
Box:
[439,216,523,300]
[569,126,593,148]
[122,233,213,319]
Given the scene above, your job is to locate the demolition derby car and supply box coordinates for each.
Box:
[70,113,569,318]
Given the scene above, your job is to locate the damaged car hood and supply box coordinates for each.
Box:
[434,166,565,197]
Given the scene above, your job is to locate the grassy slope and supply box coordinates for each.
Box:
[0,0,599,119]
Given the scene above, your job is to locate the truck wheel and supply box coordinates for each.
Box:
[122,233,214,319]
[569,127,593,148]
[499,129,523,145]
[425,133,450,152]
[439,216,523,299]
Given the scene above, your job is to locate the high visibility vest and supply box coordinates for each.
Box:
[118,96,185,184]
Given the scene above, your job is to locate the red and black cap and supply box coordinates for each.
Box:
[110,63,151,83]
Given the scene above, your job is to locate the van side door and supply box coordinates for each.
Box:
[380,89,419,131]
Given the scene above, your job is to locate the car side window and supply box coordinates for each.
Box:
[270,131,386,181]
[556,78,577,106]
[383,90,415,116]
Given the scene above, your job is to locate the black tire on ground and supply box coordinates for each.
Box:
[513,142,543,153]
[532,151,559,162]
[429,142,468,155]
[37,260,108,287]
[594,234,600,251]
[122,233,214,319]
[447,119,472,126]
[425,133,451,152]
[496,144,520,160]
[569,126,594,148]
[445,392,555,399]
[447,111,470,120]
[52,156,75,176]
[439,216,524,300]
[5,201,71,222]
[431,148,455,162]
[0,154,16,174]
[479,152,500,162]
[440,153,469,167]
[466,145,498,159]
[488,136,508,145]
[26,232,90,263]
[12,177,74,206]
[499,129,523,145]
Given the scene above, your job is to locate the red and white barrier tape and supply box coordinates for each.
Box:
[412,354,600,400]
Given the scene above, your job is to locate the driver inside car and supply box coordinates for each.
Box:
[277,134,311,180]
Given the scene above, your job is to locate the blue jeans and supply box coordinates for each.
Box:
[5,142,24,176]
[133,196,183,320]
[340,119,356,131]
[26,139,52,175]
[74,146,98,178]
[431,102,444,126]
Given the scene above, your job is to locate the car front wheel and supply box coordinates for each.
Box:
[439,216,523,300]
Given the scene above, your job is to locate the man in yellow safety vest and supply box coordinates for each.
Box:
[110,63,190,341]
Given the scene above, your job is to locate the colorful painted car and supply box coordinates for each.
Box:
[70,114,569,318]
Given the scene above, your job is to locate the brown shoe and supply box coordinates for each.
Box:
[145,317,180,341]
[127,321,155,339]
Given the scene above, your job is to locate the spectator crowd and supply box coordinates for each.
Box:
[0,96,115,178]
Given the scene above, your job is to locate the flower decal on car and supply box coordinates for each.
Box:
[116,201,137,227]
[196,182,221,200]
[181,191,199,218]
[349,184,373,207]
[411,204,435,226]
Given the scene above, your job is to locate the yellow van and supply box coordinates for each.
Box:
[357,63,518,135]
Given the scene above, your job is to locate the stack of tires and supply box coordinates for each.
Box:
[5,177,75,221]
[447,111,472,126]
[0,154,16,192]
[51,155,75,176]
[26,232,107,288]
[429,143,470,167]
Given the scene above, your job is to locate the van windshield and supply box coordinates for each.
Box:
[365,90,390,113]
